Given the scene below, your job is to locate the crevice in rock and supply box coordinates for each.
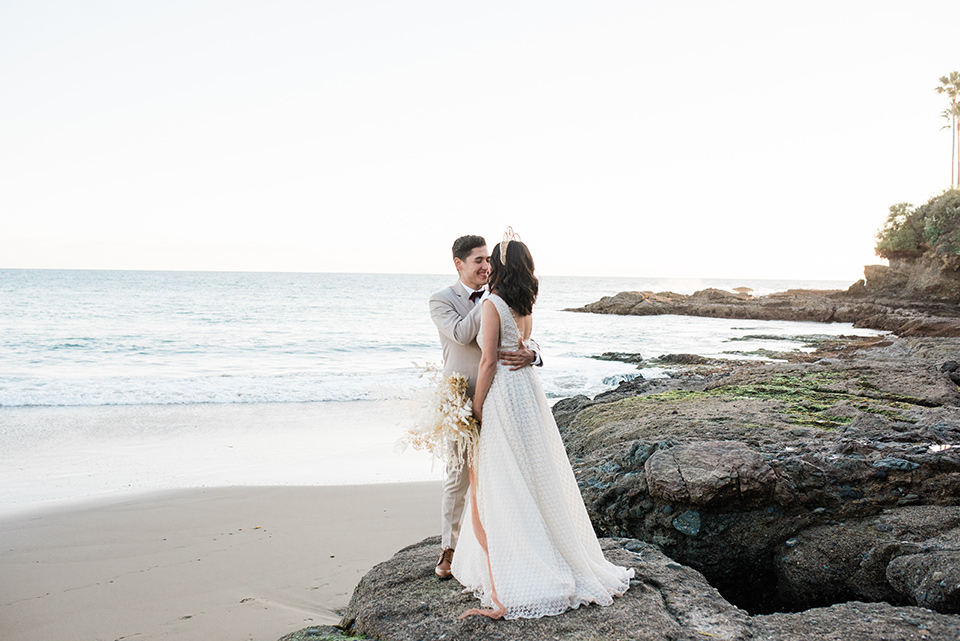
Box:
[678,531,960,616]
[705,568,783,615]
[673,453,690,502]
[701,566,876,616]
[641,578,683,628]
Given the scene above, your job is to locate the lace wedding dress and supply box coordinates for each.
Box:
[452,293,633,619]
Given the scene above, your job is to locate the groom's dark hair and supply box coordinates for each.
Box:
[452,235,486,261]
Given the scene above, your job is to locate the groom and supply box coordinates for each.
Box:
[429,234,540,579]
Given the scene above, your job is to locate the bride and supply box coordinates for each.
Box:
[452,230,634,620]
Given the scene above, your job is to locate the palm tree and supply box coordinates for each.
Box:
[940,108,956,189]
[936,72,960,188]
[955,103,960,188]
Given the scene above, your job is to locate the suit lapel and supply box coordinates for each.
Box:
[452,281,476,317]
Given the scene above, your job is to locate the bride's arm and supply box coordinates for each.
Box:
[472,299,501,423]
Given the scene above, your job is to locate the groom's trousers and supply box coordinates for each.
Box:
[440,457,471,550]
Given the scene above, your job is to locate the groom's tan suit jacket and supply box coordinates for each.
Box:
[429,281,484,398]
[429,280,483,551]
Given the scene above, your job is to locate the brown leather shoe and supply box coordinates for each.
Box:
[435,548,454,580]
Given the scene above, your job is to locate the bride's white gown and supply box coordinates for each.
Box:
[452,293,633,619]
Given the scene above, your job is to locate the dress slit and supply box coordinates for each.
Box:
[458,464,507,620]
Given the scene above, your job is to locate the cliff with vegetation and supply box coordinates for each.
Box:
[865,189,960,303]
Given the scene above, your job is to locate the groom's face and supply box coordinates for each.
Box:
[456,245,490,291]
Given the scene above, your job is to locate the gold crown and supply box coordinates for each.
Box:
[500,226,520,265]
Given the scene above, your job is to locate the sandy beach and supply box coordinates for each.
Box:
[0,482,440,641]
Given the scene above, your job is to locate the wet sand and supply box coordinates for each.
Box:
[0,482,440,641]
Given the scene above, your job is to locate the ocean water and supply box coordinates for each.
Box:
[0,269,872,407]
[0,269,885,512]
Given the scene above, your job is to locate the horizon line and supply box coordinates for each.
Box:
[0,265,867,284]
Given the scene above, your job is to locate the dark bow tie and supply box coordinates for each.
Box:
[469,290,483,303]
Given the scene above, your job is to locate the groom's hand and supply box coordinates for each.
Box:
[499,347,536,371]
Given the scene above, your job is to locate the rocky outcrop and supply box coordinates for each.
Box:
[334,536,752,641]
[644,440,776,508]
[750,601,960,640]
[772,506,960,611]
[861,255,960,305]
[284,536,960,641]
[278,338,960,641]
[567,273,960,337]
[557,337,960,615]
[570,288,848,323]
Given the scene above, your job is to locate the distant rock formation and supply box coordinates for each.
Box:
[567,264,960,337]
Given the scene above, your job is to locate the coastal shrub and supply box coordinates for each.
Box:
[876,190,960,259]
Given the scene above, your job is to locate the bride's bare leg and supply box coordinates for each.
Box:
[458,464,506,620]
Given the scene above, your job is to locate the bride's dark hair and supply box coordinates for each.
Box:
[489,240,538,316]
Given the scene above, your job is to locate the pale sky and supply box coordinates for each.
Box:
[2,1,958,281]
